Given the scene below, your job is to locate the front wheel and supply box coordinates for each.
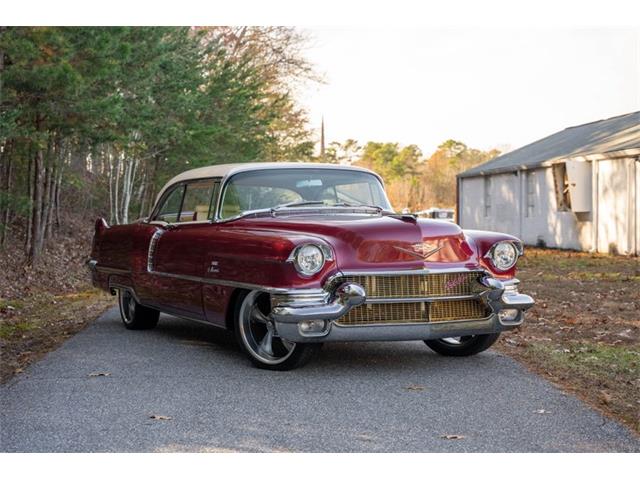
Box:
[234,290,322,371]
[424,333,500,356]
[118,290,159,330]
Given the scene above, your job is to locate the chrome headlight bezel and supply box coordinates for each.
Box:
[288,243,332,277]
[485,241,522,271]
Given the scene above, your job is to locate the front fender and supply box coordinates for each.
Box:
[463,229,523,278]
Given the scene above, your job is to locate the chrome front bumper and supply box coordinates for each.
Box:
[270,275,534,343]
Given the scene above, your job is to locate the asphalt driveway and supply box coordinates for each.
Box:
[1,307,638,452]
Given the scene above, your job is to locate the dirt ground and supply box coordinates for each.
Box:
[497,247,640,433]
[0,216,115,383]
[0,290,115,382]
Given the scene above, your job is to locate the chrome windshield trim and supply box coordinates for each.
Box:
[213,205,388,224]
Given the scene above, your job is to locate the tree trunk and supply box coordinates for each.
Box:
[41,138,53,242]
[0,144,12,247]
[54,157,62,229]
[120,155,138,224]
[28,148,45,264]
[25,148,33,253]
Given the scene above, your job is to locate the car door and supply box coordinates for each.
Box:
[143,178,220,320]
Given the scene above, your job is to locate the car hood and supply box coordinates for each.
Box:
[234,213,478,270]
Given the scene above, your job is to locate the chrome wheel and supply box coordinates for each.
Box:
[238,291,296,365]
[117,289,159,330]
[119,291,135,325]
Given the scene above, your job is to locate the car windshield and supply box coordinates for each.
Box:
[219,168,391,220]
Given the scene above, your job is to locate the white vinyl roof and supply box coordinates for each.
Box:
[155,162,381,203]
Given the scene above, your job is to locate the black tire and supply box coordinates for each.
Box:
[234,290,322,371]
[424,333,500,356]
[118,289,159,330]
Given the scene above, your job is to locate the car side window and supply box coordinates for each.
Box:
[177,179,217,222]
[154,185,185,223]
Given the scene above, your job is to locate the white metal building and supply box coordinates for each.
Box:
[457,111,640,255]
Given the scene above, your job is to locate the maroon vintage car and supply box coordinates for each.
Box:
[89,163,534,370]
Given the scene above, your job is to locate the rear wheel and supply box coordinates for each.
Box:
[234,290,322,371]
[118,290,159,330]
[424,333,500,356]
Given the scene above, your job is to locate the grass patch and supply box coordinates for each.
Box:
[0,299,25,310]
[0,321,35,339]
[529,342,640,378]
[1,288,115,383]
[515,341,640,432]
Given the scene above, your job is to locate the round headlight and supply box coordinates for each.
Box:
[488,241,519,271]
[293,244,325,276]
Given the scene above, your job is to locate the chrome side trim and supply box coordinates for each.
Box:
[148,269,324,295]
[147,229,165,272]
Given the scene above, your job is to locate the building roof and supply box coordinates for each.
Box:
[156,162,380,203]
[458,111,640,178]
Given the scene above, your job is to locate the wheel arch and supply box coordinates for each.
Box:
[225,287,250,332]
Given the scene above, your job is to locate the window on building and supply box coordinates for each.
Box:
[526,171,535,217]
[483,176,492,217]
[552,163,572,211]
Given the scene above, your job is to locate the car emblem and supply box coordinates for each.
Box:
[394,242,444,260]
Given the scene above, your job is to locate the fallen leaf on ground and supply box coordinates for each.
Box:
[88,372,111,377]
[600,391,613,405]
[441,434,465,440]
[149,414,172,421]
[405,384,425,391]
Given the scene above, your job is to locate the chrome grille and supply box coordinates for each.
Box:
[336,299,489,326]
[341,271,483,299]
[338,302,427,325]
[429,299,488,322]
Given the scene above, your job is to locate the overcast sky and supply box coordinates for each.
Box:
[300,27,640,155]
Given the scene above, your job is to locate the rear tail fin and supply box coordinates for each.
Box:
[91,217,110,260]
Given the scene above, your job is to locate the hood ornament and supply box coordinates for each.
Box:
[394,242,444,260]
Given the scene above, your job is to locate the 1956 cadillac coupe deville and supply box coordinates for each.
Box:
[89,163,534,370]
